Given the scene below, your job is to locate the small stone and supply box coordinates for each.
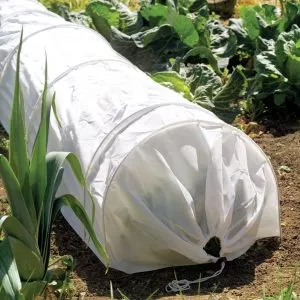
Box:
[278,165,292,174]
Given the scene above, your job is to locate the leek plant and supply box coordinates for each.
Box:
[0,33,108,299]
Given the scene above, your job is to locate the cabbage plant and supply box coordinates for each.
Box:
[0,34,108,299]
[248,25,300,107]
[276,24,300,86]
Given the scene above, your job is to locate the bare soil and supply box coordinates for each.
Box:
[1,130,299,299]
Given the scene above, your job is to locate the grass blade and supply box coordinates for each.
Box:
[117,288,130,300]
[145,289,159,300]
[110,281,114,300]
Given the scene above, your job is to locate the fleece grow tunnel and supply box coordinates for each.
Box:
[0,0,280,274]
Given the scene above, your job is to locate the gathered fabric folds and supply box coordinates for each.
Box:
[0,0,280,274]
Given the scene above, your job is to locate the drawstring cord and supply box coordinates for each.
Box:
[165,260,226,293]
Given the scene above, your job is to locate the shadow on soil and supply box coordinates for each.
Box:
[53,214,280,299]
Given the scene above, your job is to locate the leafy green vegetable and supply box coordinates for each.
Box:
[187,64,222,107]
[42,0,300,118]
[170,12,200,47]
[213,66,247,106]
[188,0,209,17]
[207,20,237,67]
[152,71,192,99]
[182,46,221,74]
[187,64,222,94]
[141,4,168,26]
[49,3,93,27]
[239,2,300,41]
[208,20,236,55]
[276,24,300,85]
[151,63,246,121]
[239,6,261,41]
[141,2,200,47]
[87,0,120,27]
[117,2,143,34]
[109,25,188,71]
[246,25,300,108]
[86,1,120,41]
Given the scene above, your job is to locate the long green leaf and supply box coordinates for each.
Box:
[52,194,109,264]
[40,152,87,263]
[9,30,37,229]
[30,66,54,229]
[7,237,44,281]
[168,11,199,48]
[141,4,199,47]
[0,239,23,300]
[239,6,260,40]
[0,216,40,257]
[40,167,63,266]
[0,155,34,236]
[141,4,168,26]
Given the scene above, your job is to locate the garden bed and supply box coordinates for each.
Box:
[1,0,300,297]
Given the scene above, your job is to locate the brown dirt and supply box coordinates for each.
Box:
[48,130,300,300]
